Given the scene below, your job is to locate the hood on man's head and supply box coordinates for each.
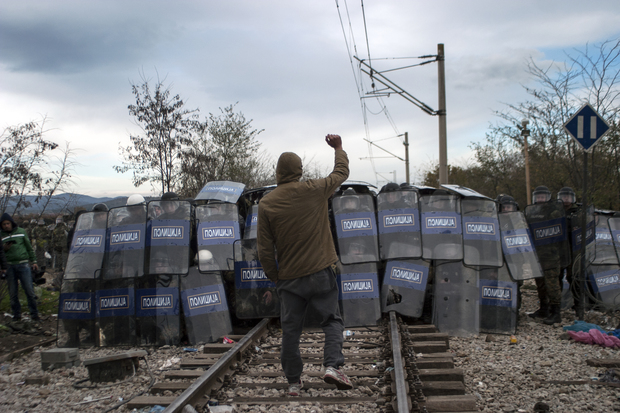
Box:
[276,152,302,185]
[0,213,16,231]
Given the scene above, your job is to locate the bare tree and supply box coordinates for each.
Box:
[35,142,78,218]
[0,118,58,215]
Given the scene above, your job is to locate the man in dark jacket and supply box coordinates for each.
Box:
[0,212,40,321]
[257,134,352,396]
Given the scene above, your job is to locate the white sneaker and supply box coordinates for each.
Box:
[322,366,353,390]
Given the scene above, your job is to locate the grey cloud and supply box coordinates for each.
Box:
[0,12,170,74]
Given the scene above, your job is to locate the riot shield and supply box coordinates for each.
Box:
[58,212,107,347]
[568,205,596,265]
[332,193,379,264]
[610,217,620,263]
[420,193,463,260]
[135,274,180,346]
[498,211,543,281]
[381,259,429,318]
[233,239,279,319]
[592,215,619,265]
[588,264,620,309]
[65,211,107,279]
[377,190,422,260]
[97,205,146,347]
[461,199,502,268]
[180,267,233,344]
[433,261,479,337]
[338,262,381,327]
[57,279,97,348]
[524,201,570,270]
[195,181,245,203]
[196,203,241,271]
[243,204,259,240]
[479,265,518,335]
[146,200,191,275]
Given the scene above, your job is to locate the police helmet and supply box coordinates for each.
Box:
[127,194,145,206]
[381,183,400,193]
[340,188,359,210]
[92,203,109,212]
[497,194,518,213]
[557,187,576,204]
[532,186,551,204]
[38,219,45,225]
[161,192,180,201]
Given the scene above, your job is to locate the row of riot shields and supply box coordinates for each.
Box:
[332,189,542,274]
[58,201,235,347]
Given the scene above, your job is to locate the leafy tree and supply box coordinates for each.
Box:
[0,118,59,215]
[178,104,271,197]
[115,78,199,194]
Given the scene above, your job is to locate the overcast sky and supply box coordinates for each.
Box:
[1,0,619,198]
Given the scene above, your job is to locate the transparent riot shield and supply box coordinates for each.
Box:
[524,201,570,270]
[145,200,191,275]
[377,190,422,260]
[420,193,463,260]
[180,267,233,344]
[332,193,379,264]
[610,217,620,263]
[498,211,543,281]
[338,262,381,327]
[57,211,107,348]
[97,205,146,347]
[233,239,279,319]
[461,199,502,267]
[243,204,259,240]
[569,205,596,265]
[588,264,620,309]
[592,215,619,265]
[433,261,479,337]
[135,274,180,346]
[479,265,517,335]
[381,259,429,318]
[195,181,245,203]
[196,203,241,271]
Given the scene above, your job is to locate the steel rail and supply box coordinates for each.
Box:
[389,311,410,413]
[163,318,271,413]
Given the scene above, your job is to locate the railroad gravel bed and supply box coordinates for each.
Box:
[452,283,620,413]
[2,284,620,412]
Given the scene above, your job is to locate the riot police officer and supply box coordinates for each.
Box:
[526,186,565,325]
[159,192,186,220]
[497,194,518,213]
[557,187,583,318]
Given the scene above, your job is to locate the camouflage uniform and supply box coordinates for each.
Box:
[51,222,68,271]
[32,220,50,268]
[525,198,567,324]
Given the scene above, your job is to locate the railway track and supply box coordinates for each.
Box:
[127,314,478,412]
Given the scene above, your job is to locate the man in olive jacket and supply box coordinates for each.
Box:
[257,134,353,395]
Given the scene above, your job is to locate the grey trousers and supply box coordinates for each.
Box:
[277,266,345,383]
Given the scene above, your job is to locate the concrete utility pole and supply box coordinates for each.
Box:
[403,132,410,184]
[354,43,447,186]
[437,44,448,185]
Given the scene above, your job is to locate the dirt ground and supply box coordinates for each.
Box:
[0,314,57,361]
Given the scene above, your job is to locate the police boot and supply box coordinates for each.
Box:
[543,305,562,325]
[528,303,549,319]
[574,306,585,321]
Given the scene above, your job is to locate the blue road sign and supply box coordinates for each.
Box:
[563,103,610,151]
